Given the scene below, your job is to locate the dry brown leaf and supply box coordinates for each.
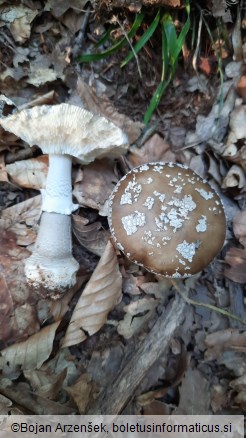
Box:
[0,321,60,376]
[6,156,48,189]
[225,210,246,283]
[221,164,245,189]
[224,145,246,172]
[128,133,175,167]
[50,274,89,322]
[41,348,80,387]
[0,5,38,43]
[0,154,9,182]
[72,215,110,256]
[227,105,246,144]
[224,247,246,283]
[73,158,118,213]
[138,400,171,415]
[210,384,229,413]
[46,0,89,17]
[24,368,67,400]
[65,373,94,414]
[205,329,246,361]
[174,368,210,414]
[136,387,168,407]
[62,241,122,347]
[233,211,246,246]
[230,374,246,391]
[0,380,75,414]
[0,229,40,344]
[27,66,63,87]
[0,195,41,246]
[117,297,157,339]
[237,75,246,102]
[76,77,143,144]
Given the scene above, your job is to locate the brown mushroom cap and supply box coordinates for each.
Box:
[108,162,226,278]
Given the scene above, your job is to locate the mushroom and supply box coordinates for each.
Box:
[0,103,128,295]
[108,162,226,278]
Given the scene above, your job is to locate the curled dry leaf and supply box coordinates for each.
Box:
[117,297,158,339]
[24,368,67,400]
[225,211,246,283]
[233,211,246,246]
[237,75,246,102]
[0,195,41,246]
[129,133,175,168]
[64,373,95,414]
[0,5,38,43]
[224,247,246,283]
[223,144,246,172]
[221,164,245,190]
[73,158,118,213]
[62,241,122,348]
[205,328,246,361]
[0,321,60,377]
[50,274,89,322]
[6,155,48,189]
[0,380,75,414]
[72,215,110,257]
[76,77,143,144]
[0,154,9,182]
[226,105,246,145]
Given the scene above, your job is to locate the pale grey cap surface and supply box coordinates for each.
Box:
[0,103,128,163]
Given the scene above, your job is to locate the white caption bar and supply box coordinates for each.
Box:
[0,415,243,438]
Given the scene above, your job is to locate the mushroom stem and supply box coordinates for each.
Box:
[41,154,78,214]
[25,212,79,293]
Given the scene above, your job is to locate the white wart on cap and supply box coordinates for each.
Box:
[108,162,226,278]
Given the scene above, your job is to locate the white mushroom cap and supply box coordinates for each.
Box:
[0,103,128,163]
[108,162,226,278]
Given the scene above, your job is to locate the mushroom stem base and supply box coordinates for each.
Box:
[25,212,79,296]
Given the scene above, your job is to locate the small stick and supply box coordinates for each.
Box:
[171,280,246,326]
[87,293,186,414]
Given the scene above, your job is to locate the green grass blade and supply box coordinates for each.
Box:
[161,15,169,81]
[95,25,115,48]
[144,2,190,123]
[163,14,177,58]
[173,2,190,62]
[78,11,145,63]
[144,80,169,124]
[120,9,161,68]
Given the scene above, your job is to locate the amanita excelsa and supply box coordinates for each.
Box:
[108,162,226,278]
[0,104,128,295]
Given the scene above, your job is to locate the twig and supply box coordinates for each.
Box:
[171,279,246,326]
[71,3,93,58]
[87,293,186,414]
[112,15,142,79]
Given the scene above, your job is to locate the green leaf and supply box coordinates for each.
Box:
[161,15,169,81]
[144,1,190,123]
[163,14,177,59]
[120,9,161,68]
[78,12,145,63]
[173,3,190,61]
[95,25,115,48]
[144,78,171,124]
